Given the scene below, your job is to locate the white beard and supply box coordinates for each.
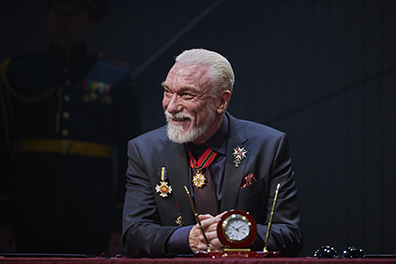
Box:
[165,106,216,144]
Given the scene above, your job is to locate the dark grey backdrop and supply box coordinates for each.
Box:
[1,0,395,257]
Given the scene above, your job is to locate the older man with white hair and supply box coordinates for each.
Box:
[122,48,303,257]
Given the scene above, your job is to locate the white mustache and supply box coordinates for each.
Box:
[165,110,193,122]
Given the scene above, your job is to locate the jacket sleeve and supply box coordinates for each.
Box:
[255,134,303,256]
[122,140,179,257]
[235,133,303,257]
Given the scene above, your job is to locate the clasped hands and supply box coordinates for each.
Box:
[188,211,226,252]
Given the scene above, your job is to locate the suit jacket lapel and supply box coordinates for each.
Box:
[162,140,195,225]
[221,113,250,211]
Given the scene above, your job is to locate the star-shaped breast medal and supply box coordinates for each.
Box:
[232,146,248,167]
[156,181,172,197]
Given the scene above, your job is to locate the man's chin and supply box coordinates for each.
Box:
[167,125,198,144]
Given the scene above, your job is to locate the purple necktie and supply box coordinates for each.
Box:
[191,146,219,216]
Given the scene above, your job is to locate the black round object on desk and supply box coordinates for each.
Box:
[314,245,338,258]
[342,246,365,258]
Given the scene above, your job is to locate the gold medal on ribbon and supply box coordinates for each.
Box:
[192,170,207,188]
[188,148,217,188]
[90,92,98,101]
[155,181,172,197]
[156,167,172,197]
[82,93,90,102]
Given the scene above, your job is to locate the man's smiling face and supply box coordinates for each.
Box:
[162,62,218,144]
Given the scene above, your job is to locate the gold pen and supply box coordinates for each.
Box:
[263,183,281,252]
[184,186,211,252]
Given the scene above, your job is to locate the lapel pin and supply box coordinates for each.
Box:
[232,146,248,168]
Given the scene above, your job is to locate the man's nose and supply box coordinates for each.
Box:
[166,94,182,113]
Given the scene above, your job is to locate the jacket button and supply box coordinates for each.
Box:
[63,111,70,119]
[62,129,69,137]
[64,94,70,102]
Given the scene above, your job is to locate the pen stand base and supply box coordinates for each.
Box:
[194,251,281,258]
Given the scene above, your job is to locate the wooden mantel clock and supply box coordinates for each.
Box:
[217,209,257,250]
[185,184,282,258]
[194,208,281,258]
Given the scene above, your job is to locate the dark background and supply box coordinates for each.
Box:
[1,0,395,257]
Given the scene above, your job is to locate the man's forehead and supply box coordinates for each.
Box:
[165,63,209,84]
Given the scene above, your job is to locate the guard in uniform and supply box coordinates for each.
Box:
[0,0,141,254]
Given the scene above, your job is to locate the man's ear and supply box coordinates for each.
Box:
[216,90,232,114]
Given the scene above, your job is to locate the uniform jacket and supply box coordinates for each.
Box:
[122,112,303,257]
[0,43,141,253]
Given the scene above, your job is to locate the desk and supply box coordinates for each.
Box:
[0,257,395,264]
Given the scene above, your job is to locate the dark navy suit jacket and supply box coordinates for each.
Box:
[122,112,303,257]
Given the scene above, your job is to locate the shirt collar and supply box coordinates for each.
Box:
[186,114,229,155]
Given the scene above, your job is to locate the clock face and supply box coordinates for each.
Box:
[217,209,257,248]
[225,217,250,241]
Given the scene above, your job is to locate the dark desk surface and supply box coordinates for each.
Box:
[1,257,396,264]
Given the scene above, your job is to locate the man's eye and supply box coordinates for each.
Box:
[181,93,194,99]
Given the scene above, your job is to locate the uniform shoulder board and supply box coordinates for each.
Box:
[97,52,129,68]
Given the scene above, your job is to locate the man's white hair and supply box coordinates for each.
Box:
[175,48,235,97]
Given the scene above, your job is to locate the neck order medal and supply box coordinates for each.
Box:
[192,170,206,188]
[188,148,217,188]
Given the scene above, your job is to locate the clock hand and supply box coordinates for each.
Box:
[235,224,245,231]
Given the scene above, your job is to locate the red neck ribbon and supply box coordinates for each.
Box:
[188,148,217,171]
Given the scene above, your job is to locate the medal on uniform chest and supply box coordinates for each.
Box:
[82,93,90,102]
[81,80,113,104]
[188,148,217,188]
[90,92,98,101]
[155,167,172,197]
[232,146,248,168]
